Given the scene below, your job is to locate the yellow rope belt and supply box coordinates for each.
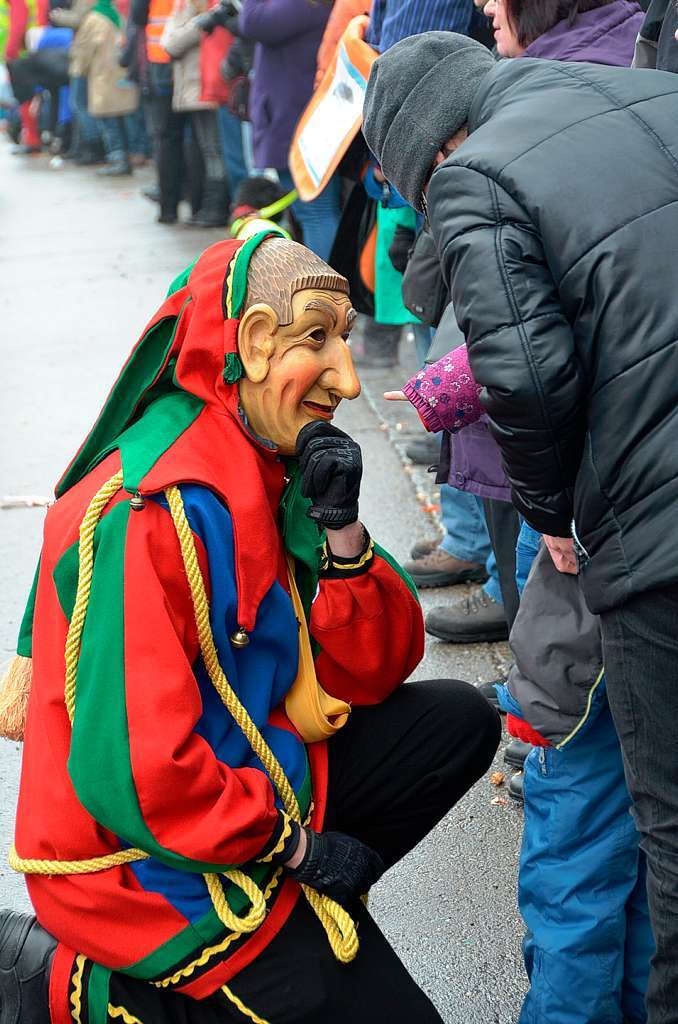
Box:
[10,473,358,965]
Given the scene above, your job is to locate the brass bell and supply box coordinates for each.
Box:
[130,493,146,512]
[231,627,250,648]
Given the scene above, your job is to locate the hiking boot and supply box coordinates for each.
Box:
[409,536,443,560]
[508,772,524,803]
[0,911,56,1024]
[405,436,440,465]
[477,679,504,712]
[504,739,531,768]
[425,589,509,643]
[404,547,488,588]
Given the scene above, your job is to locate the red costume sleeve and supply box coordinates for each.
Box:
[310,548,424,706]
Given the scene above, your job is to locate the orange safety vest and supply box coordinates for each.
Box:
[146,0,172,63]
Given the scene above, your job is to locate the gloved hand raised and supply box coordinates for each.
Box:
[193,1,239,34]
[296,422,362,530]
[286,826,385,905]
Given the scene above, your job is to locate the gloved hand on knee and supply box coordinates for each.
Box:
[283,824,385,904]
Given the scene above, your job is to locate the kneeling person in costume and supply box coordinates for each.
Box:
[0,234,500,1024]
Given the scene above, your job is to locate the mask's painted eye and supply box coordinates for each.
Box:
[310,328,326,344]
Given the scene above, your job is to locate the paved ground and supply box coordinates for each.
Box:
[0,142,527,1022]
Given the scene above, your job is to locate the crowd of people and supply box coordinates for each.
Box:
[3,0,678,1022]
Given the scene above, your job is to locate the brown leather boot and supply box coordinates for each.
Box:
[403,546,488,588]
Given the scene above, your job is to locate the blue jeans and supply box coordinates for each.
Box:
[98,115,126,159]
[515,522,542,594]
[439,485,501,601]
[125,106,150,157]
[278,169,341,262]
[413,322,433,365]
[217,106,249,196]
[69,75,100,146]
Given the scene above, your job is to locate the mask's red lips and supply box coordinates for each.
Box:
[303,399,339,420]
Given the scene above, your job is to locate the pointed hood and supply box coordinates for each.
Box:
[52,230,324,633]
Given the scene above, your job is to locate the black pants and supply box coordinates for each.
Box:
[482,498,521,628]
[601,585,678,1024]
[191,109,227,185]
[147,64,187,218]
[105,680,500,1023]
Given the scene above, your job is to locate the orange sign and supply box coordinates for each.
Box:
[289,16,377,202]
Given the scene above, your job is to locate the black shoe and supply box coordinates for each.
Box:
[75,148,103,166]
[425,589,509,644]
[504,738,531,768]
[405,436,441,465]
[0,911,56,1024]
[508,772,524,803]
[477,679,503,712]
[11,144,41,156]
[188,179,229,228]
[158,210,178,224]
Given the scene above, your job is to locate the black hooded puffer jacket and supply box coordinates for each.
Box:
[429,58,678,614]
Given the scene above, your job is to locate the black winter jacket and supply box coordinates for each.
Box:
[428,58,678,614]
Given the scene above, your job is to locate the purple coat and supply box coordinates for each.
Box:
[239,0,331,170]
[523,0,643,64]
[404,0,643,500]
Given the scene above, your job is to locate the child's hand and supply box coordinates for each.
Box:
[383,390,407,402]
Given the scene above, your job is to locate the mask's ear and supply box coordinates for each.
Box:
[237,304,279,384]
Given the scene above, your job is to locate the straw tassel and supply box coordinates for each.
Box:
[0,655,32,742]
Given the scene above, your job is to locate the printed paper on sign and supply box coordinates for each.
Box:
[298,47,367,189]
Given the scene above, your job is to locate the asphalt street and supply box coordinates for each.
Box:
[0,143,527,1022]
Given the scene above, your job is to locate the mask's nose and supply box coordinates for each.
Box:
[327,339,361,400]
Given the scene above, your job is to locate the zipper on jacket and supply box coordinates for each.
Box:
[555,666,605,750]
[571,518,590,566]
[538,747,547,776]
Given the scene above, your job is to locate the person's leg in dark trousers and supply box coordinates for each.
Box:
[189,109,229,226]
[601,585,678,1024]
[482,498,521,629]
[98,680,499,1024]
[147,63,185,222]
[226,678,500,1023]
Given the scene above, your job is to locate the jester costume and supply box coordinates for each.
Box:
[2,234,500,1024]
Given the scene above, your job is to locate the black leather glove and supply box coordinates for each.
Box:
[296,422,362,530]
[194,1,238,33]
[388,224,416,275]
[287,828,385,904]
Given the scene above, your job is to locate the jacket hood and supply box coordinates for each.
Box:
[523,0,643,66]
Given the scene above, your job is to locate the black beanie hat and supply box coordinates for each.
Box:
[363,32,495,212]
